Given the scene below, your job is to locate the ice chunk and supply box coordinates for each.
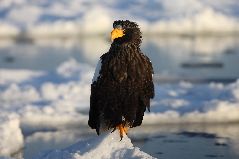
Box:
[56,58,93,80]
[0,114,23,156]
[0,0,239,36]
[36,131,155,159]
[0,69,45,85]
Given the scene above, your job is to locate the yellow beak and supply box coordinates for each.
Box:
[111,28,125,42]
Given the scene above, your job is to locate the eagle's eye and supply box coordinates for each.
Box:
[114,25,123,30]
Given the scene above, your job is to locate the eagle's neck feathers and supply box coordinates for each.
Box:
[109,43,140,56]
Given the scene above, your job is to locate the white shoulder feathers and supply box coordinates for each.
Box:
[92,59,102,83]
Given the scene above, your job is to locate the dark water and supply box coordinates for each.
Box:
[1,36,239,159]
[132,124,239,159]
[21,124,239,159]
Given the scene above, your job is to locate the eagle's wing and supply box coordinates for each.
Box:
[88,52,154,131]
[127,52,154,127]
[88,58,102,134]
[141,53,154,100]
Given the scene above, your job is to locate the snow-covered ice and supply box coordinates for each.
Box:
[0,69,45,85]
[1,58,239,132]
[0,0,239,37]
[1,54,239,157]
[0,157,14,159]
[0,114,23,156]
[0,1,239,156]
[36,131,155,159]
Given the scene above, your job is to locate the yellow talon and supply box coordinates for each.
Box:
[117,124,128,140]
[124,126,128,135]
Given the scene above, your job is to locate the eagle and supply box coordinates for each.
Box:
[88,20,154,139]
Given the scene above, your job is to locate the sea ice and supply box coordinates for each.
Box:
[1,58,239,157]
[0,0,239,36]
[0,69,45,85]
[36,131,156,159]
[0,114,23,156]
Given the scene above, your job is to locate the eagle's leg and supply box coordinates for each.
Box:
[117,124,124,140]
[117,124,128,140]
[123,126,129,135]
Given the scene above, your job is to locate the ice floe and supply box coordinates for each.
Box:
[36,131,155,159]
[1,58,239,157]
[0,69,45,85]
[0,0,239,37]
[0,114,23,156]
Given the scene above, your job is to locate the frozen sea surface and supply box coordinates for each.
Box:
[1,1,239,158]
[36,131,155,159]
[0,0,239,37]
[0,114,23,157]
[0,36,239,158]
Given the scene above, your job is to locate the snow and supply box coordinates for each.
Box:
[0,157,14,159]
[56,58,94,79]
[92,59,102,83]
[0,23,19,37]
[149,7,239,34]
[1,58,239,157]
[1,59,239,130]
[0,0,239,37]
[0,2,238,157]
[0,69,45,85]
[0,114,23,156]
[36,131,155,159]
[144,81,239,124]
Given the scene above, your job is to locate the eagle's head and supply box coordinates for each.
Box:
[111,20,142,46]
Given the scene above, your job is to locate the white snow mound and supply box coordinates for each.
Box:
[0,114,23,156]
[0,69,45,85]
[37,131,155,159]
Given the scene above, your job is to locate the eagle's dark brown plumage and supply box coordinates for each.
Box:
[88,20,154,138]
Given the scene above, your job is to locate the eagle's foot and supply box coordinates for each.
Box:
[116,124,128,141]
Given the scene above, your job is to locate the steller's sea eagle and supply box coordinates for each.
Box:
[88,20,154,139]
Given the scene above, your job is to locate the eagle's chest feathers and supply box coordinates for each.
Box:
[101,46,144,84]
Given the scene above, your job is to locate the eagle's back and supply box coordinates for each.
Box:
[89,46,154,133]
